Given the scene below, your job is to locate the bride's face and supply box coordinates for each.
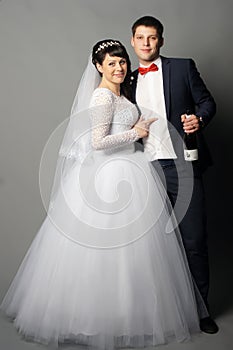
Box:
[96,54,127,85]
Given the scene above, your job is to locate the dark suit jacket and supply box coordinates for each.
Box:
[130,56,216,173]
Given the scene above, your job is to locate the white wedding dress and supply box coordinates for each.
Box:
[0,88,206,349]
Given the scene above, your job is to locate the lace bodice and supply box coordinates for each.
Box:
[89,88,140,151]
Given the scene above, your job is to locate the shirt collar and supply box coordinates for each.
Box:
[139,56,161,68]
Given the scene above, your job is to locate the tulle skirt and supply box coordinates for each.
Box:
[0,146,206,349]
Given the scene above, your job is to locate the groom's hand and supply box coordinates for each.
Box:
[181,114,200,133]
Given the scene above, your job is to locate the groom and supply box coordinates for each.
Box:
[130,15,218,334]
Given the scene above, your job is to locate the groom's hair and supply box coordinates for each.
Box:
[131,16,164,39]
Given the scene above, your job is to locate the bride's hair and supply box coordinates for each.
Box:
[92,39,132,101]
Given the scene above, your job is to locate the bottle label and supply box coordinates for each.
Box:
[184,149,198,161]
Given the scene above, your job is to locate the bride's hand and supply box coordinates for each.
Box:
[134,116,157,138]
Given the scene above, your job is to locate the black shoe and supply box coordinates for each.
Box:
[200,316,219,334]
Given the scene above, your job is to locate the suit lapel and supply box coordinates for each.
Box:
[130,70,138,104]
[161,56,171,120]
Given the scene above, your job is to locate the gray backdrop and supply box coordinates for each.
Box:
[0,0,233,318]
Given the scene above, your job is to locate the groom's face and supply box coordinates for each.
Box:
[131,25,164,66]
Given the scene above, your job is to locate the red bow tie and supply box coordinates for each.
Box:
[138,63,159,75]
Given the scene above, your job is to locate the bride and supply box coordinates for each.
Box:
[0,39,208,349]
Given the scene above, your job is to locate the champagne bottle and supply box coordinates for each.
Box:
[183,113,198,161]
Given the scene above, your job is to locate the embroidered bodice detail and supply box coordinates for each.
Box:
[90,88,140,150]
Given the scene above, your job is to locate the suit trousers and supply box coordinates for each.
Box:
[152,159,210,308]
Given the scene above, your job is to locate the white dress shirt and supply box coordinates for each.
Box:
[136,57,177,161]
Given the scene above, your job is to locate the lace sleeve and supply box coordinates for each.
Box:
[90,89,140,150]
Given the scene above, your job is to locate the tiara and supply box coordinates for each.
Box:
[95,41,121,54]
